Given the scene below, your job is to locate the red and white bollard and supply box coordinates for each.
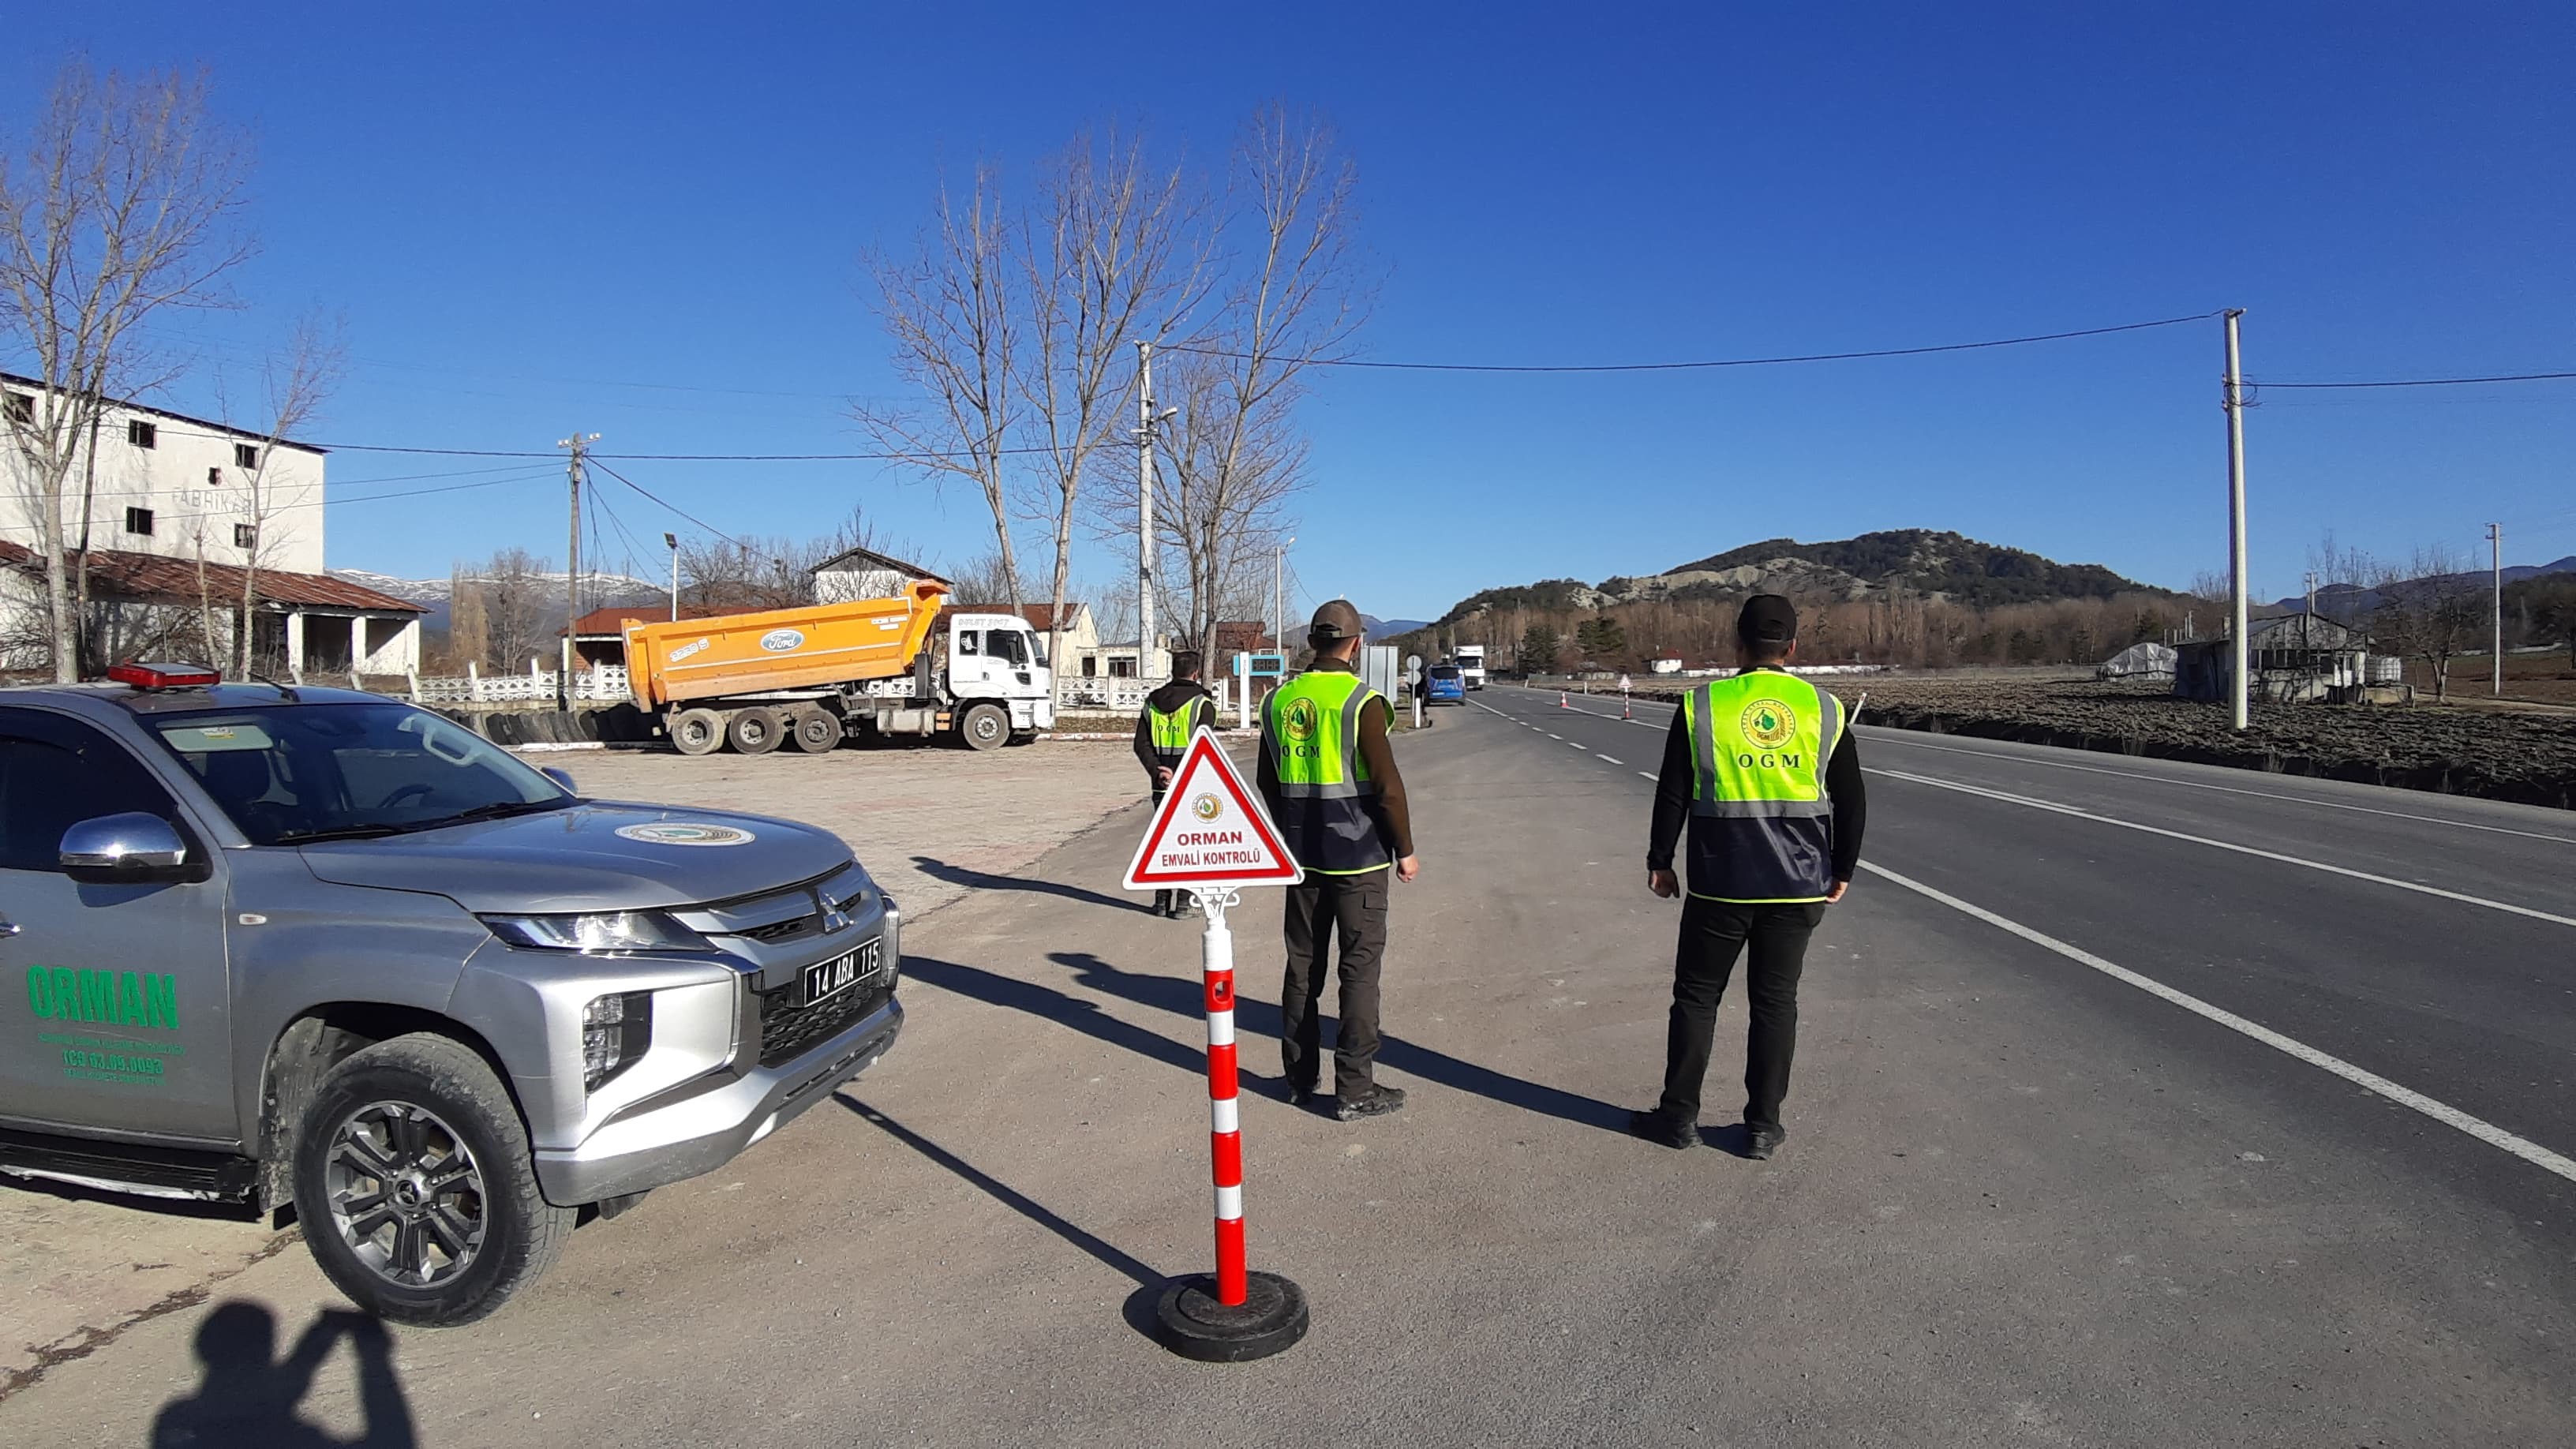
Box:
[1151,891,1310,1362]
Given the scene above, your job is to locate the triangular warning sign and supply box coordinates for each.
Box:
[1122,728,1303,891]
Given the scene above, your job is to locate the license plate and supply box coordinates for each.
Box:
[801,938,882,1005]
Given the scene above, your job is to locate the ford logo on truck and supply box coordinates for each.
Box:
[758,628,805,653]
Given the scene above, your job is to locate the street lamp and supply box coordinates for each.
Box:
[664,533,680,622]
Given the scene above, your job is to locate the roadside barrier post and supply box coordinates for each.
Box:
[1122,729,1311,1362]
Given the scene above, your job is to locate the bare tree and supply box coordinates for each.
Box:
[216,313,341,675]
[680,507,897,612]
[2371,545,2484,703]
[1013,128,1207,687]
[856,165,1024,610]
[0,63,253,680]
[1091,107,1368,663]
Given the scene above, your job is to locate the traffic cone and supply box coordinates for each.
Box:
[1559,692,1568,709]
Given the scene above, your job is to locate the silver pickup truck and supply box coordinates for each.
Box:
[0,665,904,1325]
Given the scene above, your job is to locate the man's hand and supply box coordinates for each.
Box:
[1648,868,1679,898]
[1395,855,1421,883]
[1824,878,1849,904]
[1155,766,1173,788]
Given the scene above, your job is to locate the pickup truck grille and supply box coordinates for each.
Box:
[756,977,895,1069]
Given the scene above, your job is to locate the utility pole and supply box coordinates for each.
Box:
[2489,521,2503,695]
[2222,310,2249,732]
[665,531,680,622]
[557,431,598,710]
[1135,342,1162,683]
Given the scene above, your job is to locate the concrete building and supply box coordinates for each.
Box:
[810,545,950,605]
[0,375,421,676]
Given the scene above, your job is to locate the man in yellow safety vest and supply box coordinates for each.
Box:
[1133,650,1215,919]
[1259,600,1420,1121]
[1631,594,1866,1160]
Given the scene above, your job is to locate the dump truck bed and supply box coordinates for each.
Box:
[624,582,948,710]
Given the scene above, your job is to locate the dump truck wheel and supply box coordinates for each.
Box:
[958,702,1009,751]
[671,708,724,757]
[728,708,784,755]
[787,705,841,754]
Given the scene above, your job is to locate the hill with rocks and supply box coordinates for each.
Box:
[1435,530,2166,624]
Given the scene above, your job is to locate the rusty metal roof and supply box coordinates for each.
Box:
[0,542,425,612]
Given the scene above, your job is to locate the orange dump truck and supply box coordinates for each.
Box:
[623,582,1057,756]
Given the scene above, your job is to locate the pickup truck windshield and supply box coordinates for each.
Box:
[146,702,570,845]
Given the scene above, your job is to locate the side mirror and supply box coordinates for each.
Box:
[541,767,578,795]
[60,812,193,882]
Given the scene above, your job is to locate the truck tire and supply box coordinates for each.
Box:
[292,1033,574,1327]
[670,708,724,757]
[728,708,784,755]
[957,702,1009,751]
[786,705,841,754]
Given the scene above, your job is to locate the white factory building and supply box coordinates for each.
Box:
[0,375,421,680]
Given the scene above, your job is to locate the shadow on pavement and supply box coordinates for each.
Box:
[907,945,1627,1136]
[836,1096,1170,1342]
[908,856,1146,913]
[148,1301,415,1448]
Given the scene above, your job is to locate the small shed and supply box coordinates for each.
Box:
[2174,612,2391,704]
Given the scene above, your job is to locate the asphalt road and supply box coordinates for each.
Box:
[4,689,2572,1446]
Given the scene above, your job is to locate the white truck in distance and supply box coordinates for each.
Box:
[1453,644,1487,690]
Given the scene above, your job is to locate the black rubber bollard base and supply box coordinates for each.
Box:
[1151,1271,1310,1362]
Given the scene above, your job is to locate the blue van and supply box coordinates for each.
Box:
[1424,663,1466,706]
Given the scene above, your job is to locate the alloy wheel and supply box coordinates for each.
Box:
[324,1100,487,1288]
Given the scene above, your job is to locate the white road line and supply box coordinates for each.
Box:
[1870,766,2576,929]
[1546,732,1563,739]
[1863,863,2576,1188]
[1567,740,1586,749]
[1870,732,2576,846]
[1638,770,1657,781]
[1598,754,1623,765]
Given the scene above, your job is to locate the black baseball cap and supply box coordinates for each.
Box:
[1737,594,1798,647]
[1309,599,1365,642]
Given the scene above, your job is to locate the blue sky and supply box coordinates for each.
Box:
[9,2,2573,621]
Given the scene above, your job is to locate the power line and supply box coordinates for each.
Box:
[146,424,1058,463]
[140,468,560,526]
[585,457,754,549]
[1164,311,2222,374]
[2251,370,2576,390]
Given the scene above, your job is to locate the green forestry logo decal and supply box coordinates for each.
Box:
[614,821,755,847]
[24,966,183,1086]
[1281,697,1321,745]
[1739,699,1798,752]
[1191,792,1224,822]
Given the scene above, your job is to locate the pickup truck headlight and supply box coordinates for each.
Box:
[481,911,710,954]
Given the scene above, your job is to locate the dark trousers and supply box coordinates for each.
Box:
[1280,867,1391,1096]
[1148,785,1174,915]
[1657,897,1825,1132]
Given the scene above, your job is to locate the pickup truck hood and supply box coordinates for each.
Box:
[296,801,853,912]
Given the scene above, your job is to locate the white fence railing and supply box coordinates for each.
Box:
[410,662,631,706]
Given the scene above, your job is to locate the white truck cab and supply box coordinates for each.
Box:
[942,613,1056,747]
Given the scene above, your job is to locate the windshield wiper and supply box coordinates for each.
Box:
[271,824,406,844]
[414,799,571,831]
